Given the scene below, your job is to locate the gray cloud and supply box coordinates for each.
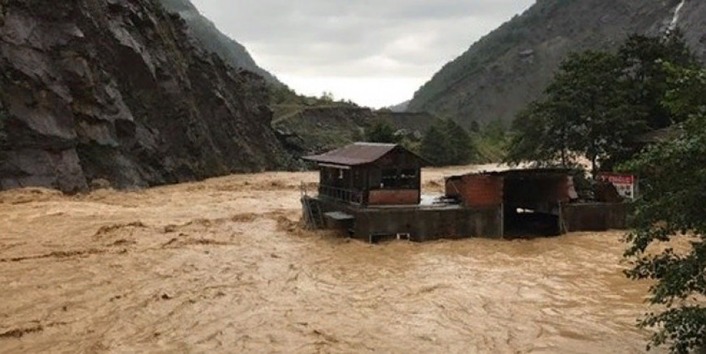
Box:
[190,0,534,106]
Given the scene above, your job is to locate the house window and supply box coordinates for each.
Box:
[399,169,418,189]
[401,169,417,178]
[381,169,399,188]
[379,168,417,189]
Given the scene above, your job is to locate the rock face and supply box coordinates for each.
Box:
[408,0,706,126]
[158,0,281,86]
[0,0,291,192]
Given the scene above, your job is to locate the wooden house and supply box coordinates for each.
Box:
[303,143,425,206]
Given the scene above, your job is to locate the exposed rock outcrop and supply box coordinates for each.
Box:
[157,0,282,86]
[0,0,292,192]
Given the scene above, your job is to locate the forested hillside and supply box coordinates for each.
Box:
[408,0,706,127]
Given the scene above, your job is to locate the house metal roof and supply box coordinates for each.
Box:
[303,142,404,166]
[446,167,573,180]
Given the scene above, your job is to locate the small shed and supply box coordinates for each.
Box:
[446,169,574,236]
[303,143,425,206]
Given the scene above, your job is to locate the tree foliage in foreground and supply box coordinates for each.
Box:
[619,31,696,129]
[506,32,697,174]
[623,65,706,354]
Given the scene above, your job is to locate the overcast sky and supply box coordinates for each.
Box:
[190,0,535,108]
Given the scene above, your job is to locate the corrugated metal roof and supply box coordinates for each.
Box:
[303,142,400,166]
[446,167,573,180]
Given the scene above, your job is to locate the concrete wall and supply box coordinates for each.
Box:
[561,203,630,232]
[313,197,630,243]
[314,197,502,242]
[353,206,503,242]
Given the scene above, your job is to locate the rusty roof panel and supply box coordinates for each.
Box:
[303,142,400,166]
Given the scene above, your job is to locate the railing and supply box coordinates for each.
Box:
[318,185,363,205]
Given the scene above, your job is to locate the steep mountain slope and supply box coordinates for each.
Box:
[408,0,706,126]
[0,0,292,192]
[385,100,410,113]
[158,0,281,85]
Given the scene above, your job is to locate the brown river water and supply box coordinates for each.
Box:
[0,166,660,353]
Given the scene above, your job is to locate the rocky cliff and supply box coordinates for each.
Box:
[158,0,281,86]
[0,0,292,192]
[408,0,706,126]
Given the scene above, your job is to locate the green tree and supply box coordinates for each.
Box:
[507,33,697,174]
[483,119,507,142]
[442,119,476,165]
[365,121,399,144]
[267,84,306,105]
[552,51,636,175]
[623,65,706,354]
[507,51,632,175]
[469,120,481,133]
[419,119,477,166]
[420,125,451,166]
[619,31,697,129]
[350,127,365,142]
[506,101,571,166]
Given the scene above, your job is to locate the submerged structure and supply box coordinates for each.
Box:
[303,142,424,206]
[302,143,630,243]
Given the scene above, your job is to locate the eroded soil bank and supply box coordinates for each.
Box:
[0,166,658,353]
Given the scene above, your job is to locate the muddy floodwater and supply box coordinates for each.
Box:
[0,166,659,353]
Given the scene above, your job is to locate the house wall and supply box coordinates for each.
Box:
[561,203,630,232]
[311,196,630,243]
[362,148,422,205]
[317,147,423,206]
[368,189,419,205]
[447,172,571,211]
[319,167,354,189]
[313,197,502,242]
[353,206,503,242]
[503,175,570,210]
[445,175,504,207]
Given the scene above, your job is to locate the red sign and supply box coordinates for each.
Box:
[598,173,637,200]
[598,173,635,185]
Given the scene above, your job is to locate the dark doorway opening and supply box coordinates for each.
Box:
[504,207,562,239]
